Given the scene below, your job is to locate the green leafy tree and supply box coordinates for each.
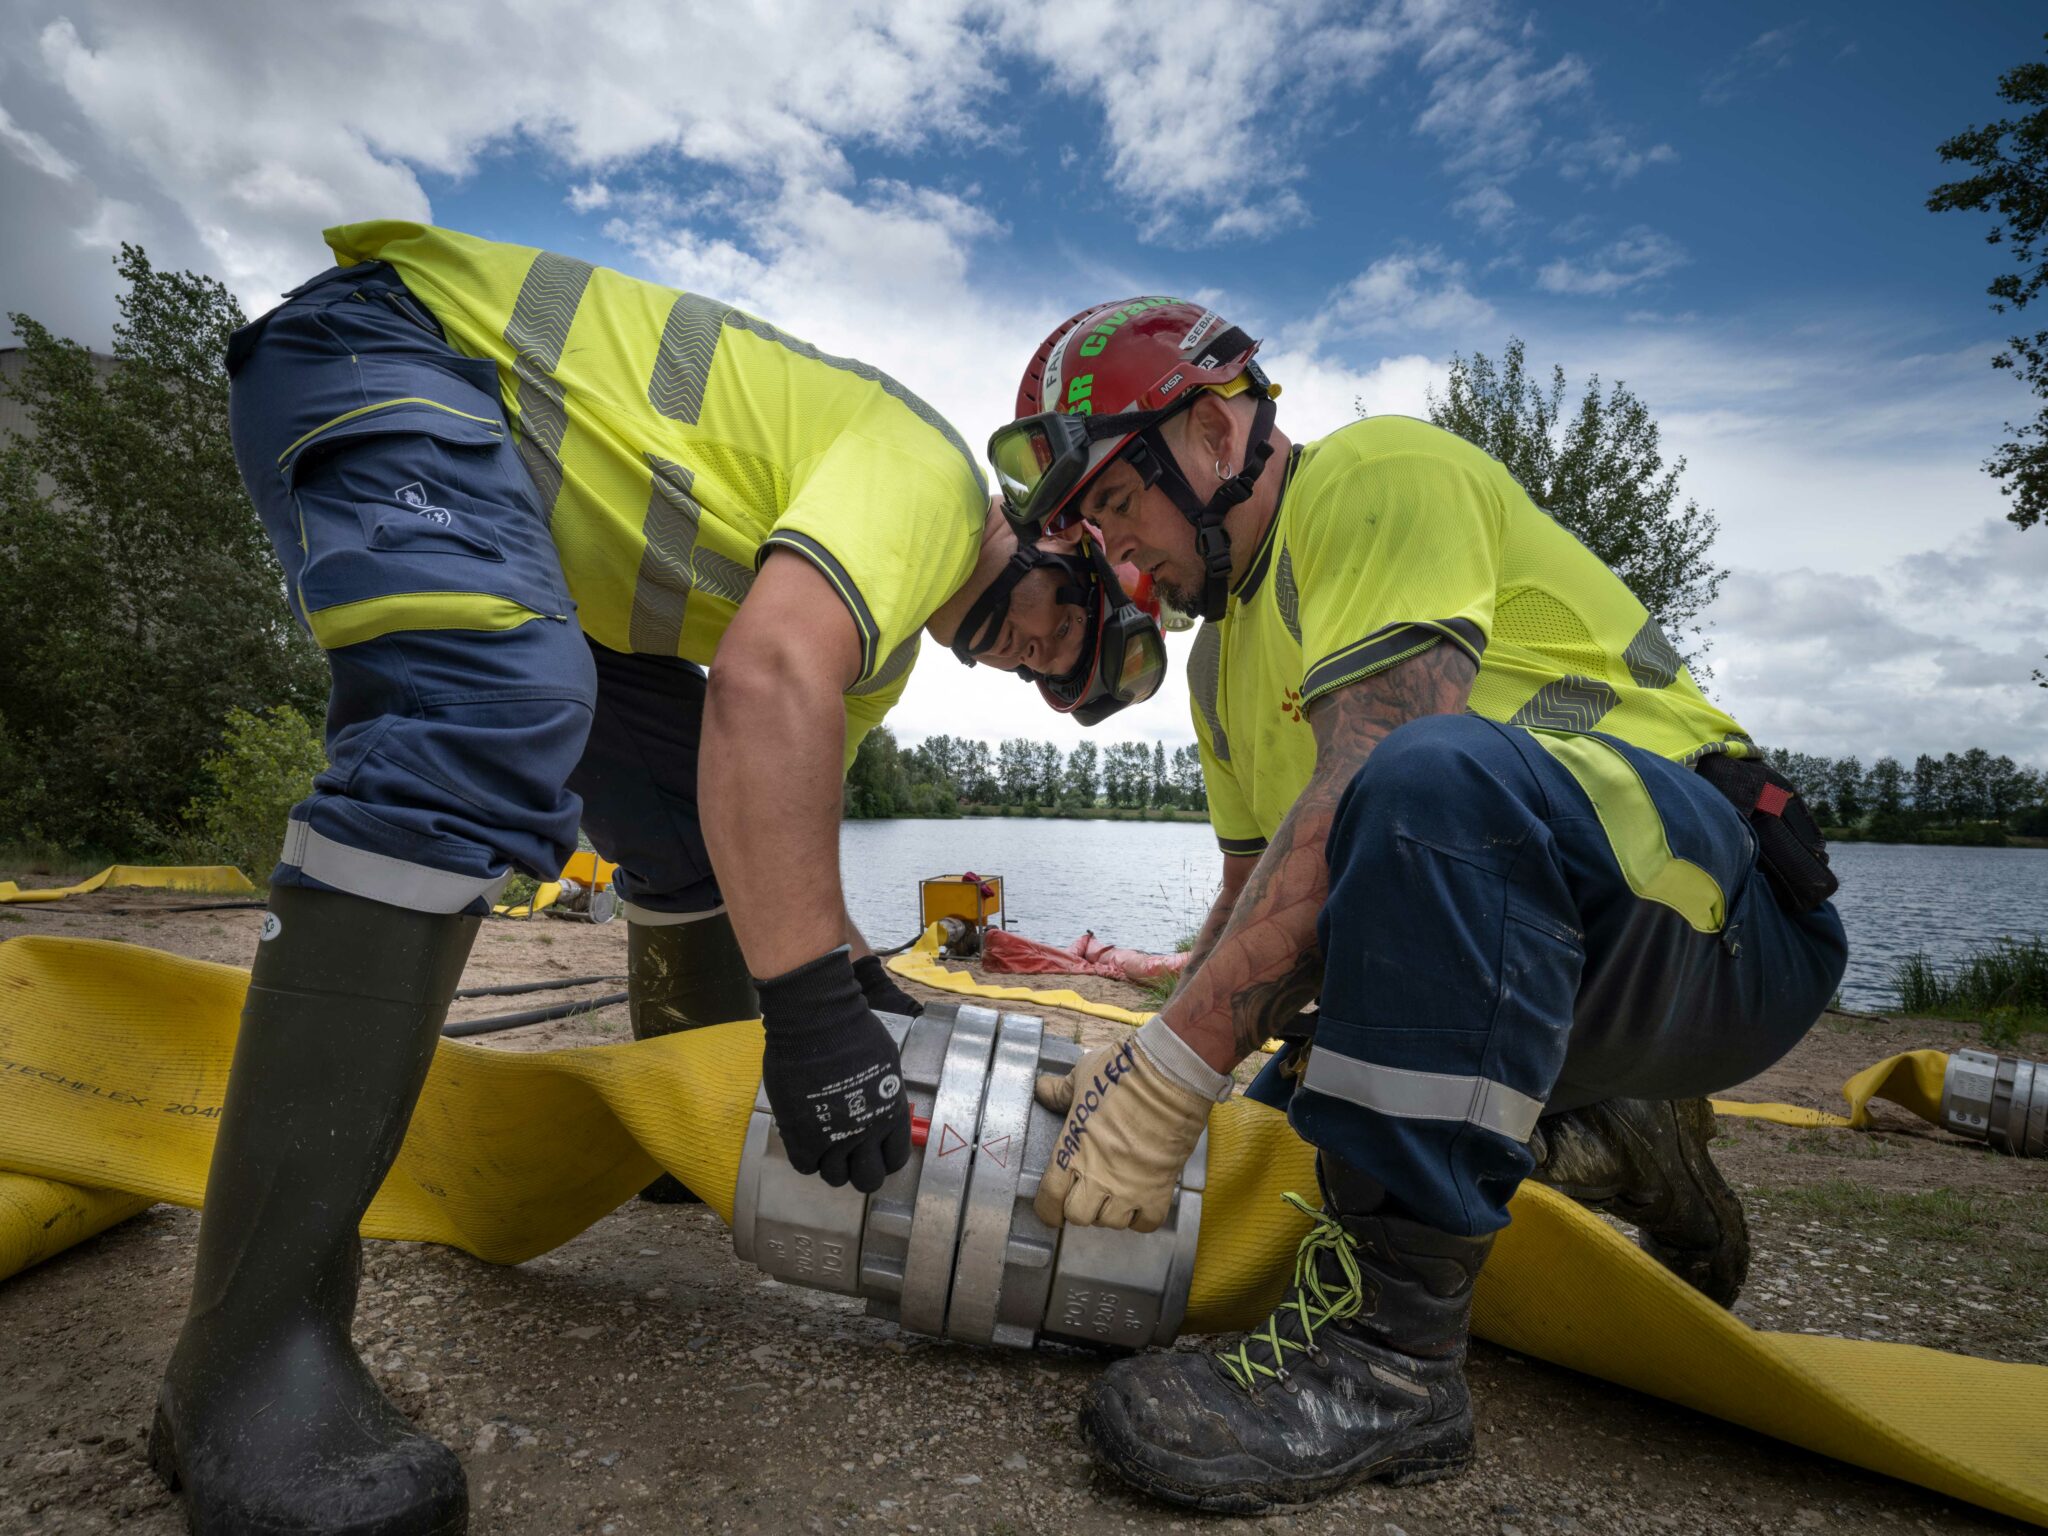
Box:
[0,245,326,851]
[996,738,1036,806]
[1151,742,1168,808]
[1865,755,1906,817]
[1034,741,1063,807]
[1169,744,1207,811]
[844,727,910,818]
[1929,33,2048,532]
[959,739,997,804]
[1062,741,1099,809]
[1424,339,1725,661]
[1827,755,1865,826]
[182,706,327,876]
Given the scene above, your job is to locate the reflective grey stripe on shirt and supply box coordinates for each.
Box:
[1299,1048,1546,1143]
[280,818,511,914]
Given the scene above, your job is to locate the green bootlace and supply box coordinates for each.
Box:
[1219,1192,1367,1392]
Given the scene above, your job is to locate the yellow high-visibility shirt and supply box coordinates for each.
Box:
[1192,415,1754,853]
[325,222,988,762]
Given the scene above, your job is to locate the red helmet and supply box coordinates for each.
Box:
[991,298,1278,622]
[1005,297,1264,533]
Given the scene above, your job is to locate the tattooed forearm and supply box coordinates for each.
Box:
[1227,943,1323,1057]
[1162,640,1477,1071]
[1181,891,1237,981]
[1181,854,1255,981]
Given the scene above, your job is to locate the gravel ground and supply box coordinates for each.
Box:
[1,890,2044,1534]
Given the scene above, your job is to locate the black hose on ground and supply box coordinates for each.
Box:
[442,991,629,1039]
[104,900,271,914]
[453,974,622,999]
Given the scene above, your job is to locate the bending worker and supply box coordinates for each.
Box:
[1001,299,1849,1513]
[151,224,1165,1536]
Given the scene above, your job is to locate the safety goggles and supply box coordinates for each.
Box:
[1036,542,1169,726]
[987,408,1162,542]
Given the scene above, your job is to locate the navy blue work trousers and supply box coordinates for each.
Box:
[227,262,722,918]
[1252,715,1848,1237]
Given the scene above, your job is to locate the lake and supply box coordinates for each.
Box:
[839,819,2048,1014]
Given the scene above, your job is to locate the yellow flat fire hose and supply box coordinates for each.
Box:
[0,865,257,904]
[1,936,2044,1526]
[492,880,563,918]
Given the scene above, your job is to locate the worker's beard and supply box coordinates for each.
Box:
[1154,565,1208,620]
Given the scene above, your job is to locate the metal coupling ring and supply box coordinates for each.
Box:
[731,1002,1205,1349]
[1941,1048,2047,1158]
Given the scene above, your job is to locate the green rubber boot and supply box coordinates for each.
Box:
[1527,1096,1750,1306]
[1080,1167,1493,1514]
[627,910,757,1203]
[149,883,477,1536]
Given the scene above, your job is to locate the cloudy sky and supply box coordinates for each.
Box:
[3,1,2043,766]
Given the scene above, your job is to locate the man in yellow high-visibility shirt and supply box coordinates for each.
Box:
[148,226,1168,1536]
[992,297,1847,1514]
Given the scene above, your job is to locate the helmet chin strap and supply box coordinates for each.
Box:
[1121,381,1279,623]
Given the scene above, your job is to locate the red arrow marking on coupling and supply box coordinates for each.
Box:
[936,1123,969,1158]
[979,1134,1012,1168]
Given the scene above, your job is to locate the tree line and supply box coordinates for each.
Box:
[844,729,1208,820]
[1769,747,2048,843]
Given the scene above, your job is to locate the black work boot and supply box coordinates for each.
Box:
[627,911,757,1203]
[150,882,477,1536]
[1080,1164,1494,1514]
[1527,1096,1749,1306]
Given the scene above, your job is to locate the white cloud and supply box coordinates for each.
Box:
[1451,183,1517,232]
[26,2,1005,310]
[565,181,611,214]
[1557,131,1677,185]
[1702,25,1802,107]
[1413,27,1592,180]
[1707,519,2048,763]
[996,0,1402,244]
[0,99,76,180]
[1536,227,1688,296]
[1308,249,1495,340]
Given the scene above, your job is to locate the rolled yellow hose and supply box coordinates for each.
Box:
[1,936,2044,1526]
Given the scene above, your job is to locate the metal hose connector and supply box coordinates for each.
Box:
[731,1002,1204,1349]
[1941,1048,2047,1158]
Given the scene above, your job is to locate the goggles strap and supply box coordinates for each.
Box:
[950,545,1099,676]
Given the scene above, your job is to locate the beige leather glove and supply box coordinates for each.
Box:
[1032,1019,1231,1232]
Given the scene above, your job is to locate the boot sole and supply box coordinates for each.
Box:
[1078,1393,1473,1515]
[150,1404,468,1536]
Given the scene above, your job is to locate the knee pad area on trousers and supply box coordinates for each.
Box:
[295,621,599,892]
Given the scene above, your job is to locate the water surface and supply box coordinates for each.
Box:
[839,820,2048,1013]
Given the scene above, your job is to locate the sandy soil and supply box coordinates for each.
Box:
[1,889,2044,1534]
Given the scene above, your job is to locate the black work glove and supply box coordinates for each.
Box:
[853,952,924,1019]
[756,947,913,1193]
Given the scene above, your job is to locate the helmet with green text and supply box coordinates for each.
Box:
[990,297,1280,624]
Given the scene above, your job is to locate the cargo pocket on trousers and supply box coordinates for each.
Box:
[282,409,570,648]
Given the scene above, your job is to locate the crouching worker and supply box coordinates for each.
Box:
[999,299,1849,1513]
[150,224,1165,1536]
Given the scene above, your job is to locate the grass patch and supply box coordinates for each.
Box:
[1892,938,2048,1047]
[1755,1180,2048,1248]
[0,841,135,880]
[1783,1128,1895,1160]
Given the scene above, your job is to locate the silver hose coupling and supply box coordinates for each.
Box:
[1941,1048,2046,1158]
[731,1002,1206,1349]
